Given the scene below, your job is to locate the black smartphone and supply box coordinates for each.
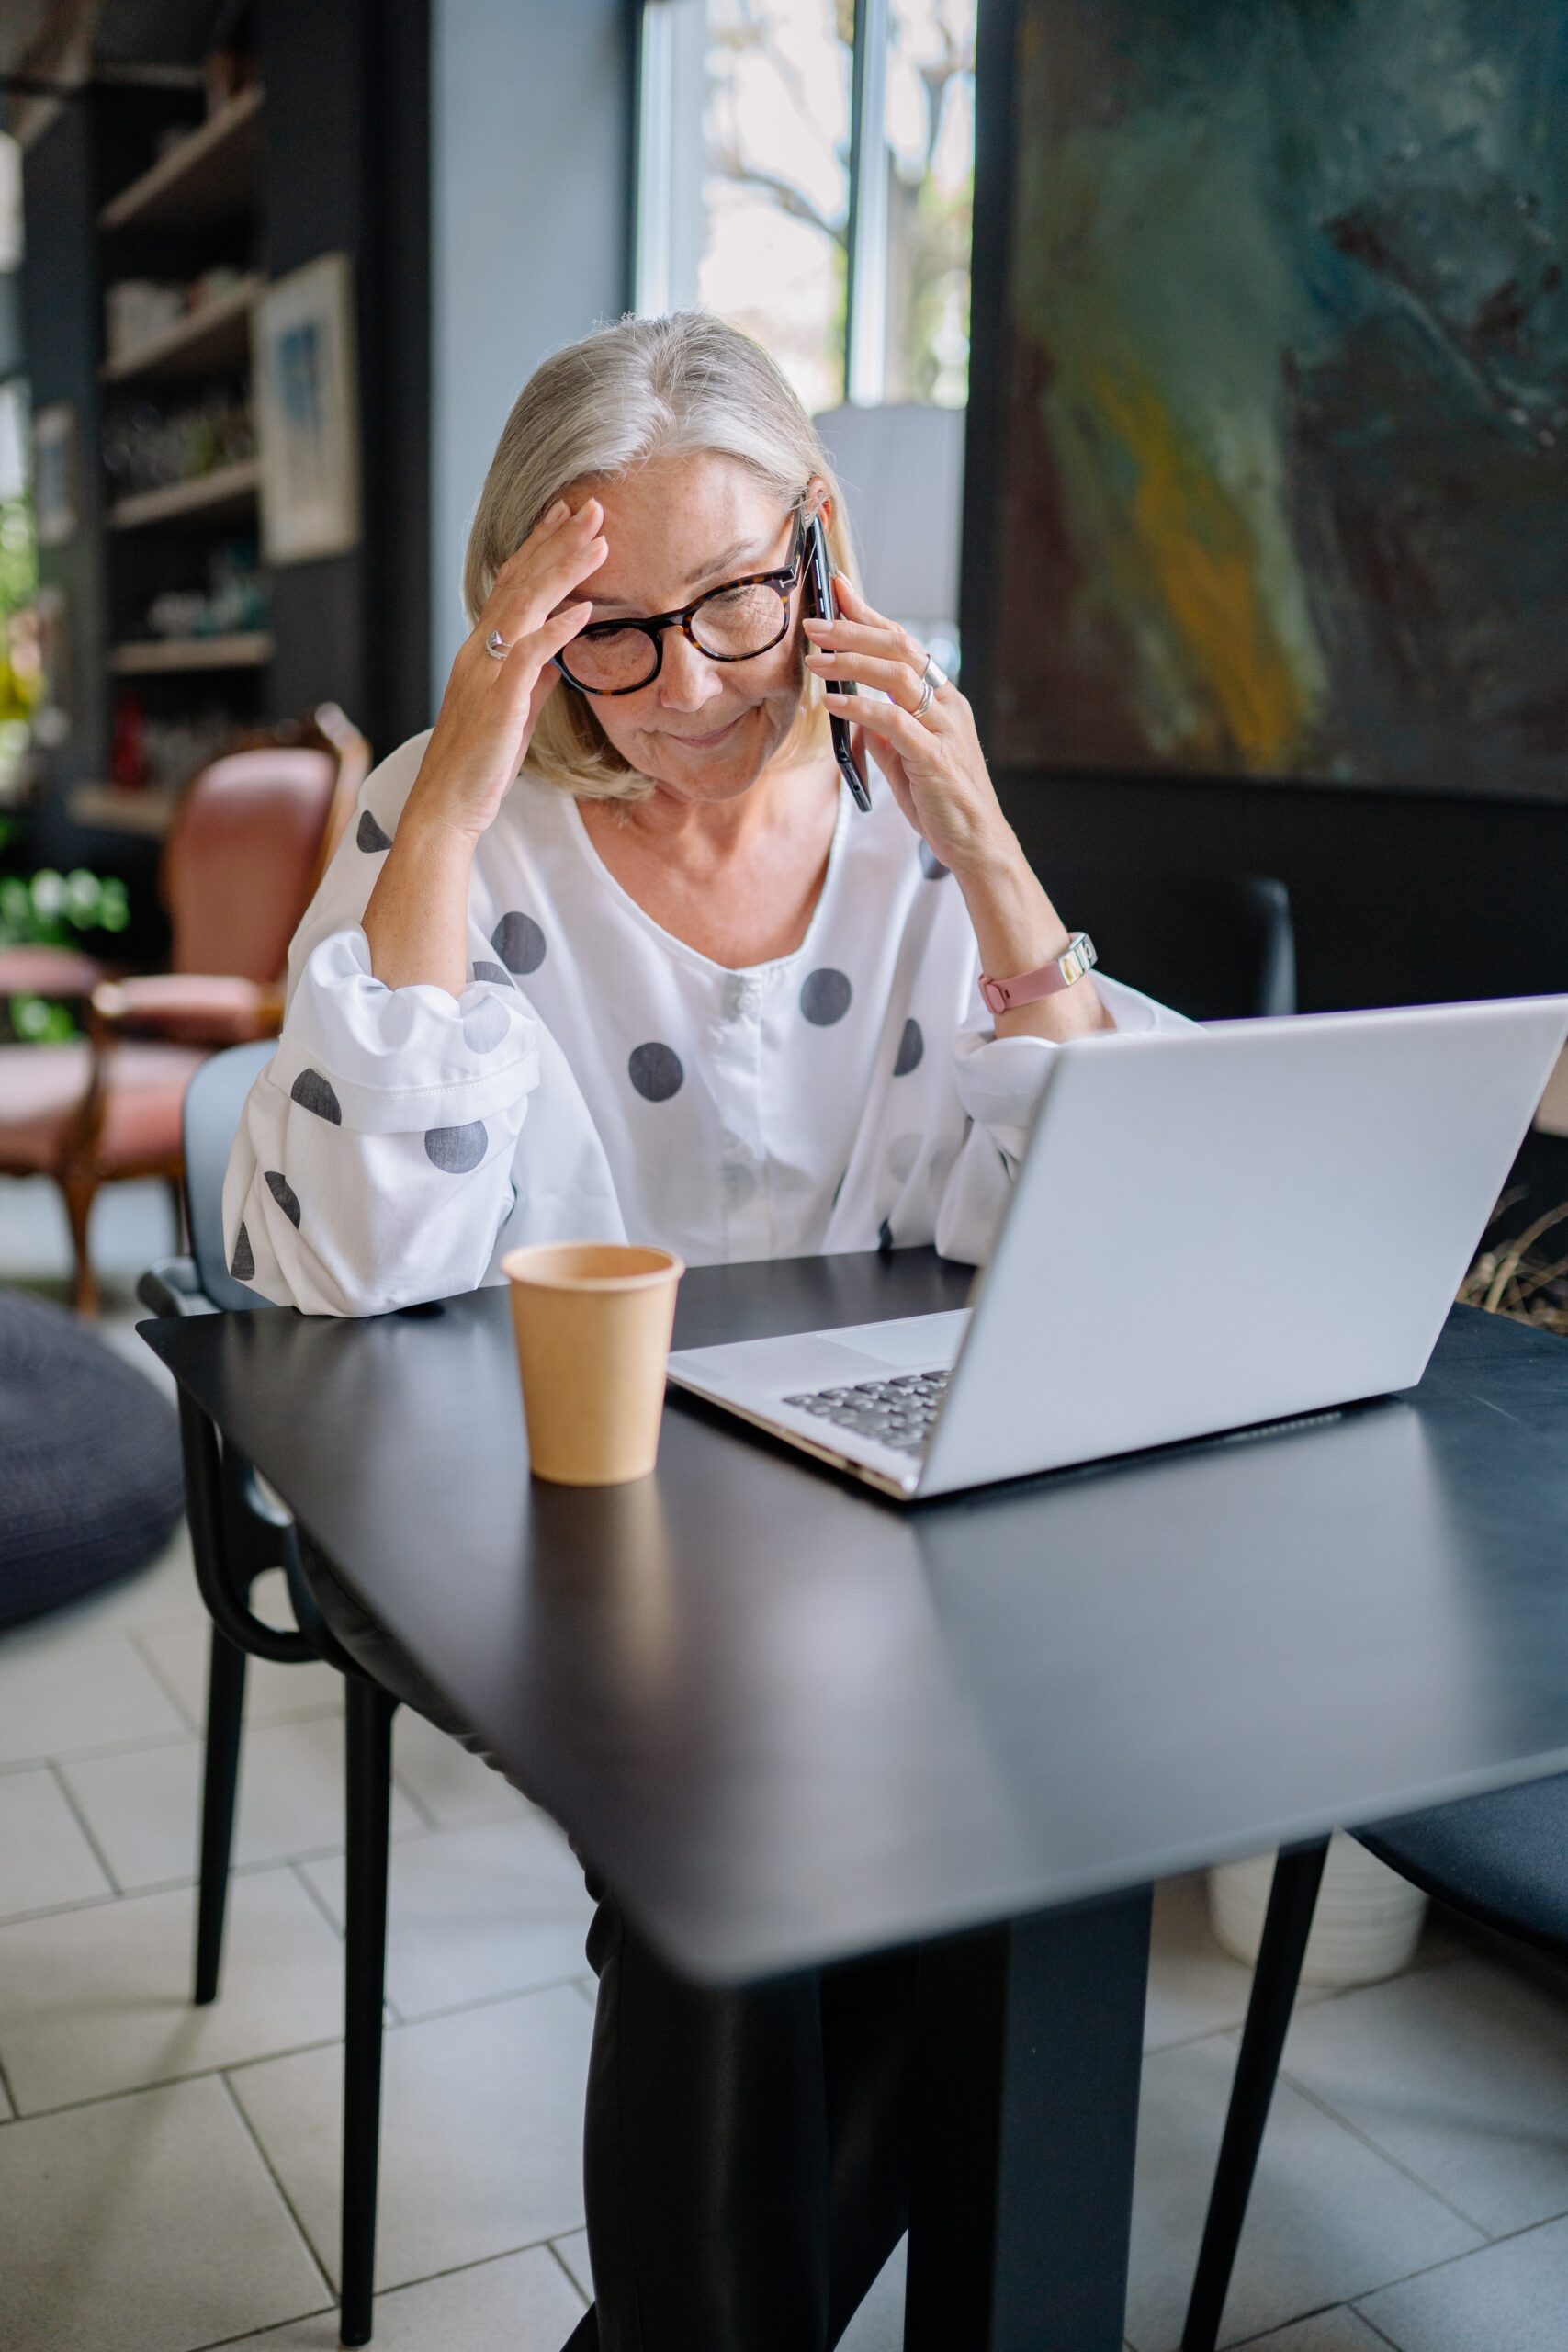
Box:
[804,513,872,812]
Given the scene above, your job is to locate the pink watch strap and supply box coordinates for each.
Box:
[979,932,1098,1016]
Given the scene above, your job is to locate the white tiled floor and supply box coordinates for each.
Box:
[139,1613,347,1730]
[0,2075,329,2352]
[0,1764,116,1918]
[300,1812,597,2020]
[7,1174,1568,2349]
[61,1713,424,1892]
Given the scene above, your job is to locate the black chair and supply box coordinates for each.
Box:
[1182,1784,1568,2349]
[1043,862,1296,1023]
[138,1041,396,2347]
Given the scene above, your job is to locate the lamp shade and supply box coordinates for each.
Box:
[812,401,965,633]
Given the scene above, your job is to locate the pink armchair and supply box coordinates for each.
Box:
[0,705,368,1311]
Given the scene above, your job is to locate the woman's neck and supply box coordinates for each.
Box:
[604,746,831,858]
[578,753,842,968]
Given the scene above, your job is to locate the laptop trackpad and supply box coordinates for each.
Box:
[669,1310,969,1398]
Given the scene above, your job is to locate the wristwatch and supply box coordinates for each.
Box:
[979,932,1098,1016]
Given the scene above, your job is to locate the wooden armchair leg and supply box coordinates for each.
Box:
[59,1172,100,1317]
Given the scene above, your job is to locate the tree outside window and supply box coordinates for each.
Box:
[652,0,977,415]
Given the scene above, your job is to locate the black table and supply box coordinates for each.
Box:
[143,1252,1568,2351]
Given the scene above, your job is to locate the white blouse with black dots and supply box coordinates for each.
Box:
[222,729,1188,1316]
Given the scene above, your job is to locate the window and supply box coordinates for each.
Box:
[636,0,976,415]
[877,0,975,405]
[705,1,853,413]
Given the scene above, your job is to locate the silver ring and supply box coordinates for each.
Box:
[485,629,509,661]
[912,651,947,721]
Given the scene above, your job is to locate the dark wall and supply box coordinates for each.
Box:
[998,769,1567,1015]
[964,0,1568,1015]
[260,0,431,756]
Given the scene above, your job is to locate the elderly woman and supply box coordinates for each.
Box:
[225,311,1178,2350]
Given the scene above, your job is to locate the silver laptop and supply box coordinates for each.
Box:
[666,998,1568,1501]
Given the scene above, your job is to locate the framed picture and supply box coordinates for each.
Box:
[254,253,361,564]
[31,405,78,548]
[969,0,1568,800]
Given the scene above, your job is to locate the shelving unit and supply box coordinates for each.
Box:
[109,632,274,674]
[108,458,260,531]
[97,84,265,233]
[22,2,419,945]
[99,273,261,385]
[66,782,184,837]
[92,74,271,823]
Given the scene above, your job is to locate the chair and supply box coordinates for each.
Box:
[1041,861,1297,1023]
[138,1041,396,2347]
[1182,1788,1568,2350]
[0,705,368,1313]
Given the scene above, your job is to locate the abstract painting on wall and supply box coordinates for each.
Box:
[988,0,1568,797]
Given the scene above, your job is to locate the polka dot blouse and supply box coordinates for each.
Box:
[222,731,1186,1316]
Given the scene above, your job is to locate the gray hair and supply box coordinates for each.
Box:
[463,311,858,802]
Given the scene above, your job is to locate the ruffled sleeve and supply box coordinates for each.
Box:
[223,923,540,1314]
[222,731,550,1315]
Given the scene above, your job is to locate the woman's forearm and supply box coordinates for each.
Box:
[800,580,1110,1044]
[361,803,479,997]
[952,825,1111,1044]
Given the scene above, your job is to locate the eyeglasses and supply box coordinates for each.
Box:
[553,514,805,696]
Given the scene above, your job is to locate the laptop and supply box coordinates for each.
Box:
[665,998,1568,1501]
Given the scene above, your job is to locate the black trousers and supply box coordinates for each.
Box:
[302,1542,916,2352]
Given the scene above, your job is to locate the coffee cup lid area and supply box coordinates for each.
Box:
[501,1243,685,1293]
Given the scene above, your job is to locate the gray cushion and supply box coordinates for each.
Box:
[1360,1776,1568,1957]
[0,1287,185,1629]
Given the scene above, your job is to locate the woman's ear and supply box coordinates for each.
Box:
[805,473,832,528]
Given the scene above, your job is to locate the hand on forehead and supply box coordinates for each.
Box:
[572,452,799,617]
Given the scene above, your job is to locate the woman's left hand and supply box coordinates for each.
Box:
[805,574,1111,1041]
[802,574,1009,880]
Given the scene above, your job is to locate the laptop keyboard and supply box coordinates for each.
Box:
[781,1369,951,1456]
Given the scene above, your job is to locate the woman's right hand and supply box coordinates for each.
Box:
[407,496,607,844]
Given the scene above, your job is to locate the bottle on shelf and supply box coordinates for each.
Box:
[107,691,147,790]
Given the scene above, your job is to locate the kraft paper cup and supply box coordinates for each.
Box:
[501,1242,685,1486]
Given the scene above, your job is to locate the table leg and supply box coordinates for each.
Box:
[904,1885,1152,2351]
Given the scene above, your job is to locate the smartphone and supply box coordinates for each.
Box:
[804,513,872,812]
